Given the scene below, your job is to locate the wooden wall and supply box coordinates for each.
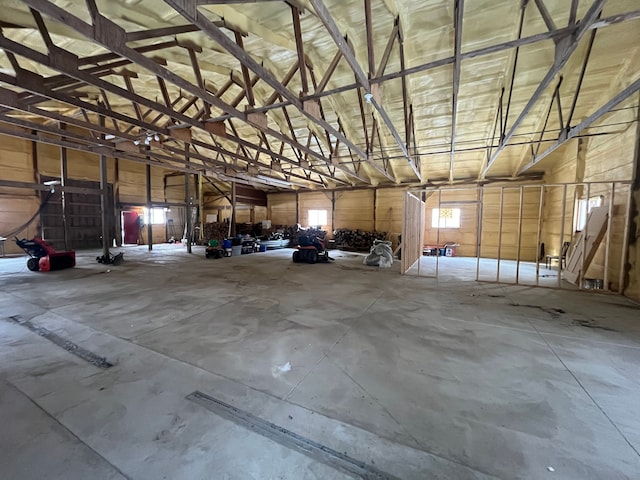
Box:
[0,130,180,253]
[267,188,405,246]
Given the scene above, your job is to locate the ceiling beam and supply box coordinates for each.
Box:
[534,0,558,35]
[481,0,607,177]
[21,0,364,184]
[309,0,418,181]
[204,8,640,122]
[163,0,372,172]
[364,0,375,79]
[517,76,640,174]
[125,24,201,42]
[291,5,308,94]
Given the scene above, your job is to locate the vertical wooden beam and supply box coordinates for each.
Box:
[146,148,153,251]
[230,181,237,237]
[515,186,524,284]
[535,186,545,286]
[475,186,482,281]
[185,145,192,253]
[295,191,300,224]
[364,0,375,78]
[99,115,110,260]
[578,183,591,289]
[199,174,204,242]
[60,124,69,250]
[331,191,335,233]
[604,182,615,290]
[558,184,567,289]
[31,131,40,188]
[234,31,256,106]
[496,187,504,282]
[114,157,121,246]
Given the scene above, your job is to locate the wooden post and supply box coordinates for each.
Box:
[146,149,152,251]
[558,184,567,289]
[435,189,442,279]
[535,186,545,286]
[114,158,121,246]
[199,174,204,242]
[604,182,615,290]
[579,183,591,289]
[185,146,192,253]
[60,125,69,250]
[372,188,377,231]
[476,186,483,281]
[496,187,504,282]
[99,157,109,259]
[515,186,524,285]
[230,181,236,237]
[295,191,300,225]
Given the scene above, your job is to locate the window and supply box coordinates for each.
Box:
[432,208,461,229]
[143,207,166,225]
[574,196,603,231]
[308,209,327,226]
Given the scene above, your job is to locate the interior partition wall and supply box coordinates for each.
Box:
[402,182,632,293]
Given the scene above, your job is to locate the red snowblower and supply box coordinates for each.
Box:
[15,237,76,272]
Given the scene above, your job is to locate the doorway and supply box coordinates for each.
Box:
[122,211,140,245]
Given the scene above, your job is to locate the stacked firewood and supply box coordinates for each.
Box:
[333,228,387,251]
[203,222,230,243]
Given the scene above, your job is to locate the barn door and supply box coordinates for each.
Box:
[122,211,140,244]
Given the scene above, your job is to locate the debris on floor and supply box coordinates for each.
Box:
[272,361,292,378]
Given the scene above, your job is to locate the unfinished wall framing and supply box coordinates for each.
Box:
[403,182,632,294]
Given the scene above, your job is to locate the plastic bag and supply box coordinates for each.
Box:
[363,240,393,268]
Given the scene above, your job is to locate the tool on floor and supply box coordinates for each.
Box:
[15,236,76,272]
[96,251,125,265]
[292,233,333,264]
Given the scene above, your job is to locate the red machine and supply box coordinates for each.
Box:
[292,234,333,264]
[15,237,76,272]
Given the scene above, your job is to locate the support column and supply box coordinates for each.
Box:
[114,158,121,246]
[60,124,69,250]
[230,181,237,237]
[198,174,204,242]
[146,156,153,251]
[99,119,109,261]
[295,191,300,225]
[372,188,377,231]
[331,191,336,233]
[185,145,192,253]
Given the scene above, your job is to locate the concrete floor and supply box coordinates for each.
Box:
[1,245,639,479]
[408,256,579,289]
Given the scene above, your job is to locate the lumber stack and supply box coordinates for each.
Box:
[333,228,387,251]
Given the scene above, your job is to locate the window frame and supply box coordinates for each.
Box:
[431,207,461,229]
[143,207,166,225]
[307,209,328,227]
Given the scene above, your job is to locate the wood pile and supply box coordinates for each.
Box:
[203,222,229,243]
[333,228,387,251]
